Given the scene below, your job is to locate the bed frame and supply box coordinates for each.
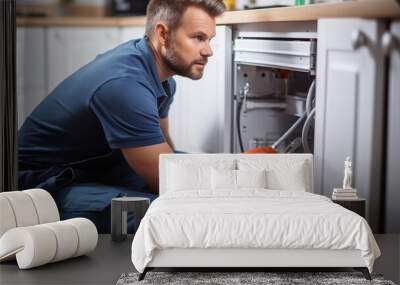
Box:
[138,154,372,281]
[140,248,371,280]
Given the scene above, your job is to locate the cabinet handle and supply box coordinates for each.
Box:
[381,31,399,56]
[351,30,368,50]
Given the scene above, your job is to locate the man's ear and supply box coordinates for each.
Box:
[154,22,169,47]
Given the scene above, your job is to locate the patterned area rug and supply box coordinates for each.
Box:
[116,271,396,285]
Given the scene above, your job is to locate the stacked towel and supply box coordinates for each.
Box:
[332,188,358,200]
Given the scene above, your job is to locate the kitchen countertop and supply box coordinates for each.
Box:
[17,0,400,27]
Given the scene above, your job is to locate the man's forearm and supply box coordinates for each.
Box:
[121,142,173,194]
[160,118,174,150]
[164,136,175,150]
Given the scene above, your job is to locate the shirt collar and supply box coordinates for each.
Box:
[137,36,170,98]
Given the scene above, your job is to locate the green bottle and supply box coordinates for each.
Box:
[295,0,305,5]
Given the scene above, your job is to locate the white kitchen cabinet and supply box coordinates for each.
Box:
[46,27,120,93]
[384,21,400,233]
[119,26,145,43]
[16,27,47,128]
[314,19,386,232]
[19,24,231,154]
[168,25,232,153]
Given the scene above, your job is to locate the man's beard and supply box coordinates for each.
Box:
[163,40,207,80]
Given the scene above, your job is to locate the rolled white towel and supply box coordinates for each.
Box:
[42,221,79,262]
[65,218,98,257]
[0,225,57,268]
[0,219,98,269]
[0,191,39,228]
[24,189,60,224]
[0,189,60,238]
[0,196,17,237]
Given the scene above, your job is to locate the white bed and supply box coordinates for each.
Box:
[131,154,380,280]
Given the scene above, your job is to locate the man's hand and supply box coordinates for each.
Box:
[121,142,173,194]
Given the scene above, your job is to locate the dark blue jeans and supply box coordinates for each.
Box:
[19,150,185,233]
[19,160,154,234]
[55,183,157,233]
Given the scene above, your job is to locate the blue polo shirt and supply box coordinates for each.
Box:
[18,37,176,173]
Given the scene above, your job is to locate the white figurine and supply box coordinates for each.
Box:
[342,156,353,190]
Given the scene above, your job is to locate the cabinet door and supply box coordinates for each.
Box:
[119,27,145,43]
[385,21,400,233]
[46,27,120,93]
[314,19,385,232]
[169,25,232,153]
[17,27,47,128]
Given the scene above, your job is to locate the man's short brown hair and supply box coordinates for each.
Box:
[145,0,225,38]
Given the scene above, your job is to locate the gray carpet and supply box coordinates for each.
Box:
[116,271,396,285]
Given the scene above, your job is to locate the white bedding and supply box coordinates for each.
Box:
[131,190,380,273]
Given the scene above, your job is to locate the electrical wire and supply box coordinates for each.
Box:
[302,79,316,153]
[237,83,249,152]
[237,100,245,152]
[305,80,316,116]
[302,108,315,153]
[272,112,307,150]
[283,137,302,153]
[271,78,315,152]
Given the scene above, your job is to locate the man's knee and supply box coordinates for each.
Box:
[53,183,157,233]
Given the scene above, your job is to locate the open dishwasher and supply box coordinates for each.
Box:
[232,23,317,154]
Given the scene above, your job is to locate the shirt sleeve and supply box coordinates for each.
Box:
[158,78,176,119]
[89,77,165,149]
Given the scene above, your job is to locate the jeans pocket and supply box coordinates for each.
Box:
[36,167,77,193]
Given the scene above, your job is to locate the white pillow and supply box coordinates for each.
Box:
[211,169,268,190]
[211,168,236,190]
[166,159,236,192]
[266,162,307,191]
[236,169,267,189]
[237,158,309,191]
[167,162,211,191]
